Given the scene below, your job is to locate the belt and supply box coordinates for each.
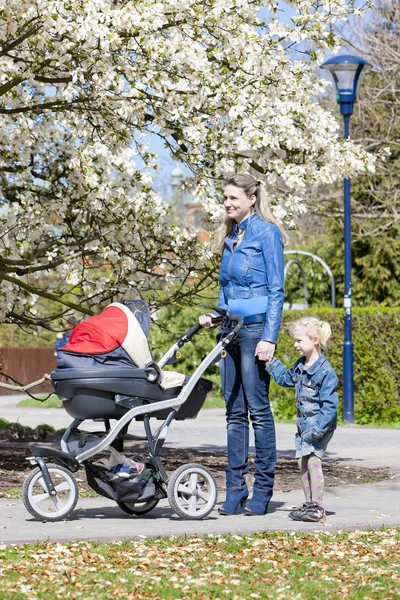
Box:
[224,313,266,327]
[243,313,266,325]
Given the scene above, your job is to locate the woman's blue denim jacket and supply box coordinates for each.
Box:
[218,213,285,344]
[266,354,338,443]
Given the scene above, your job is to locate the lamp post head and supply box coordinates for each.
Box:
[320,54,371,116]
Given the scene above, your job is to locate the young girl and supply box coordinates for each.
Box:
[265,317,338,522]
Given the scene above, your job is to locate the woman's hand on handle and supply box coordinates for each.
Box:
[255,340,276,362]
[199,313,216,328]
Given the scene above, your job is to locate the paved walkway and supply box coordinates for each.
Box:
[0,395,399,545]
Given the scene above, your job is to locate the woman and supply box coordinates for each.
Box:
[200,173,287,516]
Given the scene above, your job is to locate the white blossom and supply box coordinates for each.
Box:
[0,0,374,324]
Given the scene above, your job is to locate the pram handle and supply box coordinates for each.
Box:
[198,305,244,337]
[176,311,225,347]
[177,311,243,345]
[179,323,202,344]
[200,304,227,320]
[157,310,243,369]
[158,322,204,367]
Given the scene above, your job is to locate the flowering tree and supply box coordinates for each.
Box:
[0,0,374,328]
[337,0,399,239]
[296,0,400,307]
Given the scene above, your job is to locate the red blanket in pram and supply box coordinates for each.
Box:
[58,303,185,389]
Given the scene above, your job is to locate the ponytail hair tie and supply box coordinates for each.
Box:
[319,321,323,327]
[256,180,261,186]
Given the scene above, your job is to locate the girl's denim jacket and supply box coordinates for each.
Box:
[218,214,285,344]
[266,354,338,443]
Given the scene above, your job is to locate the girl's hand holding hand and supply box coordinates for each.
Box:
[199,313,216,328]
[255,340,275,362]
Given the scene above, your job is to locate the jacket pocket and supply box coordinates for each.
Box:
[301,379,319,398]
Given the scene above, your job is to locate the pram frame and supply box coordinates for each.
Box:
[24,313,243,522]
[68,325,237,463]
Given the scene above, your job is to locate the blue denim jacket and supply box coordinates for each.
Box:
[266,354,338,442]
[218,213,285,344]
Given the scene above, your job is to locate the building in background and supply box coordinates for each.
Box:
[170,166,209,243]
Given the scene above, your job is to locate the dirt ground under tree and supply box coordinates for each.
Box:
[0,428,391,498]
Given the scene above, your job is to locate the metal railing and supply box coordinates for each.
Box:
[284,250,336,309]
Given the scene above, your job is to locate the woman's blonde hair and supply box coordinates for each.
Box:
[287,317,332,353]
[212,173,289,252]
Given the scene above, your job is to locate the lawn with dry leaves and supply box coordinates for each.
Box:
[0,529,399,599]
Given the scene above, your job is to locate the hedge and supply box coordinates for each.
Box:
[149,303,223,406]
[2,305,398,424]
[0,325,56,348]
[150,306,400,425]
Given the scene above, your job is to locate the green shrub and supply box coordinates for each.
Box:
[36,424,55,433]
[270,308,400,425]
[151,305,400,424]
[149,302,223,406]
[0,324,56,347]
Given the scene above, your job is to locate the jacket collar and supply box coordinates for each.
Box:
[232,213,258,235]
[295,353,327,375]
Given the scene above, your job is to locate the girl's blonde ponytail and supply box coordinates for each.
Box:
[318,321,332,353]
[287,317,332,353]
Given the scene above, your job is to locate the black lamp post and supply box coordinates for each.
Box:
[320,54,371,423]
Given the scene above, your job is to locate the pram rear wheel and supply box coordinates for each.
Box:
[117,500,159,516]
[168,463,217,520]
[23,463,78,522]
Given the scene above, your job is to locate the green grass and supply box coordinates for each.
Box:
[3,488,22,500]
[17,395,61,408]
[78,488,100,498]
[0,529,398,599]
[4,485,99,500]
[203,394,224,409]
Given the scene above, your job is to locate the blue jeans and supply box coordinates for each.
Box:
[219,323,276,495]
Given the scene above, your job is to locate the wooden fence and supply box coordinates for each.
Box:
[0,348,56,395]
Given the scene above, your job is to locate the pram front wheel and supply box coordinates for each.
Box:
[117,499,159,516]
[168,463,217,520]
[23,463,78,522]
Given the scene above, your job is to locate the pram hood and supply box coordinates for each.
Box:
[61,302,185,390]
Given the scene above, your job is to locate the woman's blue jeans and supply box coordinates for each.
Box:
[219,323,276,496]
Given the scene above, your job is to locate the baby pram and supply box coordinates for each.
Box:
[22,301,243,522]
